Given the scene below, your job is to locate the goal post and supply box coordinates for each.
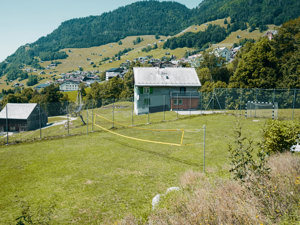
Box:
[245,101,278,119]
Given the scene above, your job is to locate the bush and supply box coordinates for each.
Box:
[26,75,38,86]
[263,120,300,154]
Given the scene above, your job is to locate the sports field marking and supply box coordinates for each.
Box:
[94,113,203,147]
[94,123,182,146]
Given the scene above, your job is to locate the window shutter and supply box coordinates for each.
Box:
[139,87,143,94]
[150,87,153,94]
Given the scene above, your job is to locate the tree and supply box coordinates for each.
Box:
[229,39,279,88]
[120,70,134,98]
[26,75,38,86]
[99,72,106,81]
[79,83,86,96]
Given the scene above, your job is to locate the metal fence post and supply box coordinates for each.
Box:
[92,102,94,132]
[239,89,242,116]
[292,89,296,120]
[163,95,166,121]
[67,103,70,136]
[225,88,228,111]
[177,93,179,119]
[39,103,42,140]
[190,92,192,117]
[203,125,206,173]
[213,89,215,110]
[148,93,150,124]
[132,96,134,126]
[6,104,8,145]
[112,99,115,128]
[87,107,89,135]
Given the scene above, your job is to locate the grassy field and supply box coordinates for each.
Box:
[0,102,271,224]
[212,24,278,48]
[39,35,194,76]
[175,18,229,37]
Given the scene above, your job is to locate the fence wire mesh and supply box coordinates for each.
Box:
[0,88,299,145]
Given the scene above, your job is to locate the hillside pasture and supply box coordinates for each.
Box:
[40,35,194,75]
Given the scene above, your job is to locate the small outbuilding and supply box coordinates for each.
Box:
[0,103,48,132]
[134,67,201,115]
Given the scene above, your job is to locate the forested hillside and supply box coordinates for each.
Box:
[192,0,300,27]
[197,17,300,90]
[0,0,300,81]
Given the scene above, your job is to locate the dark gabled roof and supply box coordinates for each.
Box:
[106,68,123,72]
[0,103,37,120]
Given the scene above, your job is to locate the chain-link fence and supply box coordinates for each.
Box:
[0,88,299,145]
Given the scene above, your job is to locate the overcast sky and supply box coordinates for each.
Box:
[0,0,201,62]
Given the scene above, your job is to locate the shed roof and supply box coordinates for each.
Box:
[134,67,201,87]
[0,103,37,120]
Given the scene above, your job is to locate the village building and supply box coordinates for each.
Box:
[82,75,100,86]
[134,67,201,115]
[213,47,231,62]
[264,30,278,40]
[105,68,124,81]
[0,103,48,132]
[59,80,80,92]
[35,83,51,91]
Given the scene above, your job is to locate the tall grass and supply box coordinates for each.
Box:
[121,152,300,225]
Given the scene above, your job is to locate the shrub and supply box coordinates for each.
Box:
[144,153,300,225]
[263,120,300,154]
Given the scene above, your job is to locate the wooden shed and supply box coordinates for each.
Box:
[0,103,48,132]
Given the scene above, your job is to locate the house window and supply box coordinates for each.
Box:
[173,99,183,105]
[180,87,186,93]
[144,87,150,94]
[144,98,150,105]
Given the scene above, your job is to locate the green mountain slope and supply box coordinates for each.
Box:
[192,0,300,26]
[0,0,300,81]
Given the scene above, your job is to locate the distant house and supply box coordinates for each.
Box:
[105,68,124,81]
[264,30,278,40]
[134,67,201,115]
[83,76,100,86]
[214,47,231,61]
[35,83,51,91]
[59,80,80,92]
[0,103,48,132]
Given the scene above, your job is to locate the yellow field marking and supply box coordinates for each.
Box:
[180,130,185,145]
[94,123,182,147]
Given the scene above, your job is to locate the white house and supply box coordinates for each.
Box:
[59,80,80,92]
[214,47,231,62]
[134,67,201,115]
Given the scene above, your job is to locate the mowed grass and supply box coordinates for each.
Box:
[0,107,268,224]
[212,24,279,48]
[175,18,229,37]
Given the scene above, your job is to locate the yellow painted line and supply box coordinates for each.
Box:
[180,130,185,145]
[94,123,182,147]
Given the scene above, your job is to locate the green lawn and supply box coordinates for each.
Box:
[0,110,268,224]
